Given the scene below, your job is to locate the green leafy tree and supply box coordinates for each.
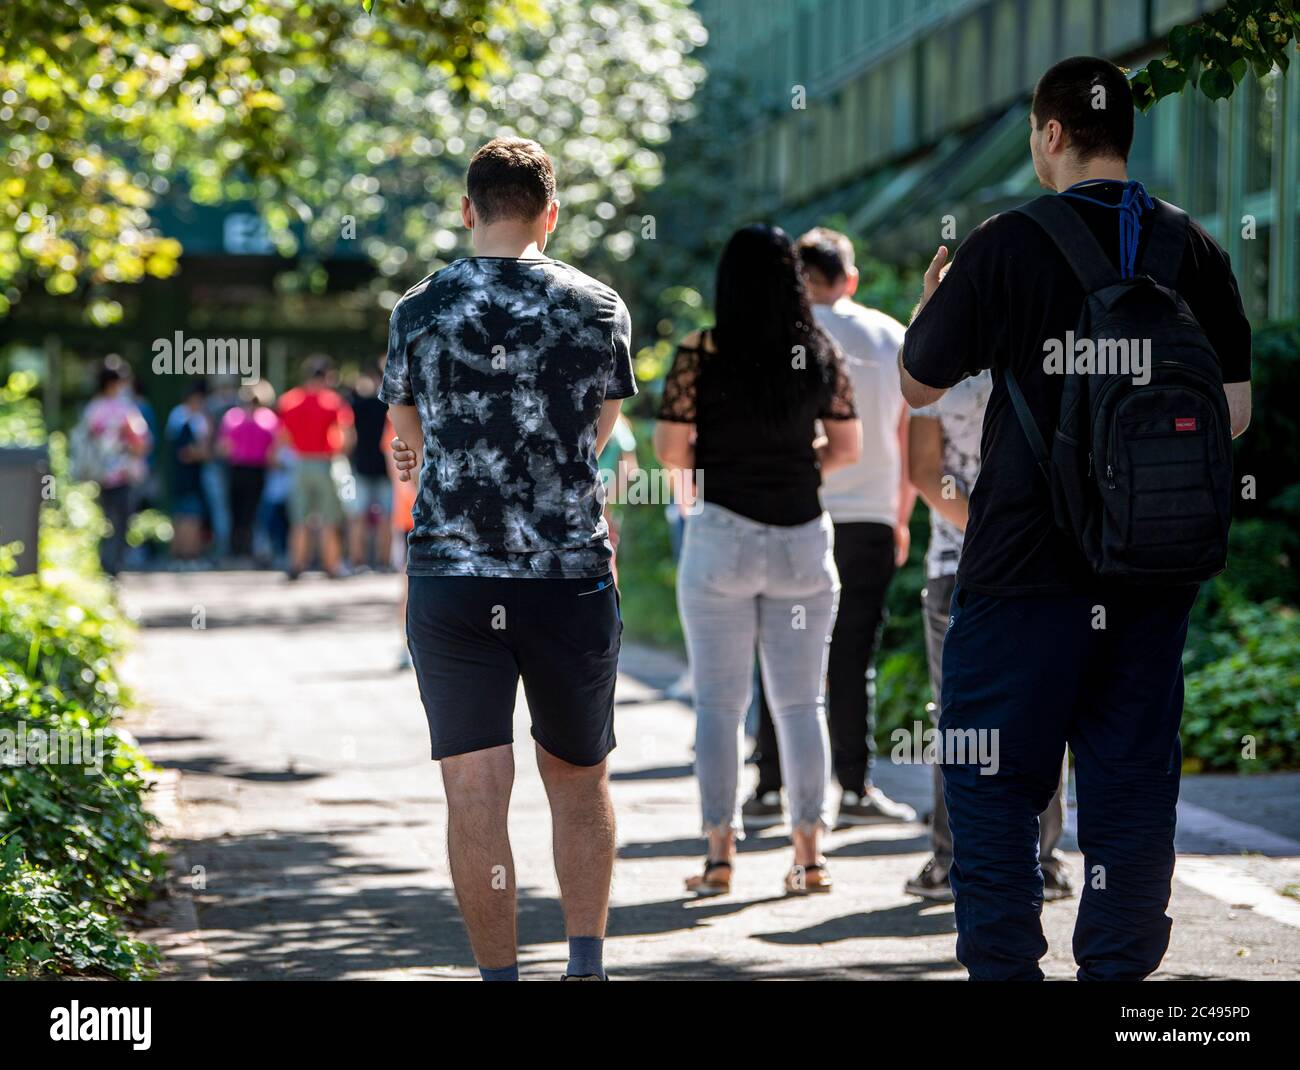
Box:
[1131,0,1299,109]
[0,0,704,322]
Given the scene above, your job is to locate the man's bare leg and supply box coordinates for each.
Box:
[320,523,343,577]
[536,743,614,975]
[348,515,367,568]
[440,744,517,974]
[288,523,310,574]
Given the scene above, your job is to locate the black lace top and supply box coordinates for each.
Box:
[657,330,856,526]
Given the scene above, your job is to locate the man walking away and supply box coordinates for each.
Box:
[385,137,635,981]
[278,356,353,580]
[900,57,1252,980]
[744,228,917,830]
[902,371,1073,903]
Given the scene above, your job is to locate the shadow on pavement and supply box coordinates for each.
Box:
[178,828,818,977]
[754,901,957,944]
[179,828,470,978]
[152,754,326,783]
[610,763,693,782]
[136,597,397,632]
[826,832,930,857]
[608,893,789,938]
[619,834,796,859]
[607,956,962,980]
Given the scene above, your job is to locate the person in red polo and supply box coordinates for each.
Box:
[277,355,354,579]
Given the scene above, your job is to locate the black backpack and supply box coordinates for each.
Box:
[1004,195,1233,585]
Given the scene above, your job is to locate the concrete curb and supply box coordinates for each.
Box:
[137,768,215,982]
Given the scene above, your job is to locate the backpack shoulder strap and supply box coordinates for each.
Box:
[1003,366,1049,481]
[1012,195,1120,294]
[1136,198,1189,290]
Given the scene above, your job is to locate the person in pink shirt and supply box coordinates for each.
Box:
[218,381,280,560]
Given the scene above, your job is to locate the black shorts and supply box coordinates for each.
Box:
[406,574,621,765]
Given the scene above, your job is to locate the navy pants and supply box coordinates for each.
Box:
[939,582,1198,981]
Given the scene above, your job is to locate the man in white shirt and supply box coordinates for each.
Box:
[744,228,917,828]
[903,370,1072,902]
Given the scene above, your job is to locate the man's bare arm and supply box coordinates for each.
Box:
[899,349,948,410]
[595,398,624,456]
[899,245,952,409]
[1225,381,1251,439]
[387,404,423,483]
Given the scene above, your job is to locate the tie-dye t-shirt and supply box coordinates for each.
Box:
[379,256,636,578]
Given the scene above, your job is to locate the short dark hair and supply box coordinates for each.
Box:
[1032,56,1135,162]
[466,137,556,224]
[796,227,855,284]
[96,354,130,394]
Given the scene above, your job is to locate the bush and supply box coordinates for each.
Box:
[0,372,163,979]
[1182,603,1300,773]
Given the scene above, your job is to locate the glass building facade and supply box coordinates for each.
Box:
[694,0,1300,323]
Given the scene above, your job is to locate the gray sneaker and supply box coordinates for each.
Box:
[741,790,785,829]
[837,787,917,827]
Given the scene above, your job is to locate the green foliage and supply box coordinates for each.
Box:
[0,370,46,447]
[1176,320,1300,771]
[0,374,163,978]
[874,508,933,746]
[615,418,683,648]
[127,509,175,550]
[305,0,704,298]
[1230,321,1300,526]
[0,0,705,322]
[0,0,525,307]
[0,840,159,980]
[1131,0,1299,110]
[1182,602,1300,772]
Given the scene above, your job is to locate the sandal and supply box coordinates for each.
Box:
[784,862,832,895]
[684,858,732,896]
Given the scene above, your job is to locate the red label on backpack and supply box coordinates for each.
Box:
[1175,417,1198,432]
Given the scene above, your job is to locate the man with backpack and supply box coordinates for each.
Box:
[899,57,1253,981]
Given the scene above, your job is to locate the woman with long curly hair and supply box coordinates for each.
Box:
[654,223,862,897]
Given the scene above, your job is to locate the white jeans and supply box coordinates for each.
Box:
[678,503,839,836]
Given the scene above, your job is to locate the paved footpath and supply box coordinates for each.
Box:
[120,571,1300,980]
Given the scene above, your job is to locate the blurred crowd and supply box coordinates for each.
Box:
[71,353,415,581]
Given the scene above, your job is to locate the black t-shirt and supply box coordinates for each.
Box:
[350,391,389,478]
[902,182,1252,596]
[657,330,857,526]
[379,256,636,578]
